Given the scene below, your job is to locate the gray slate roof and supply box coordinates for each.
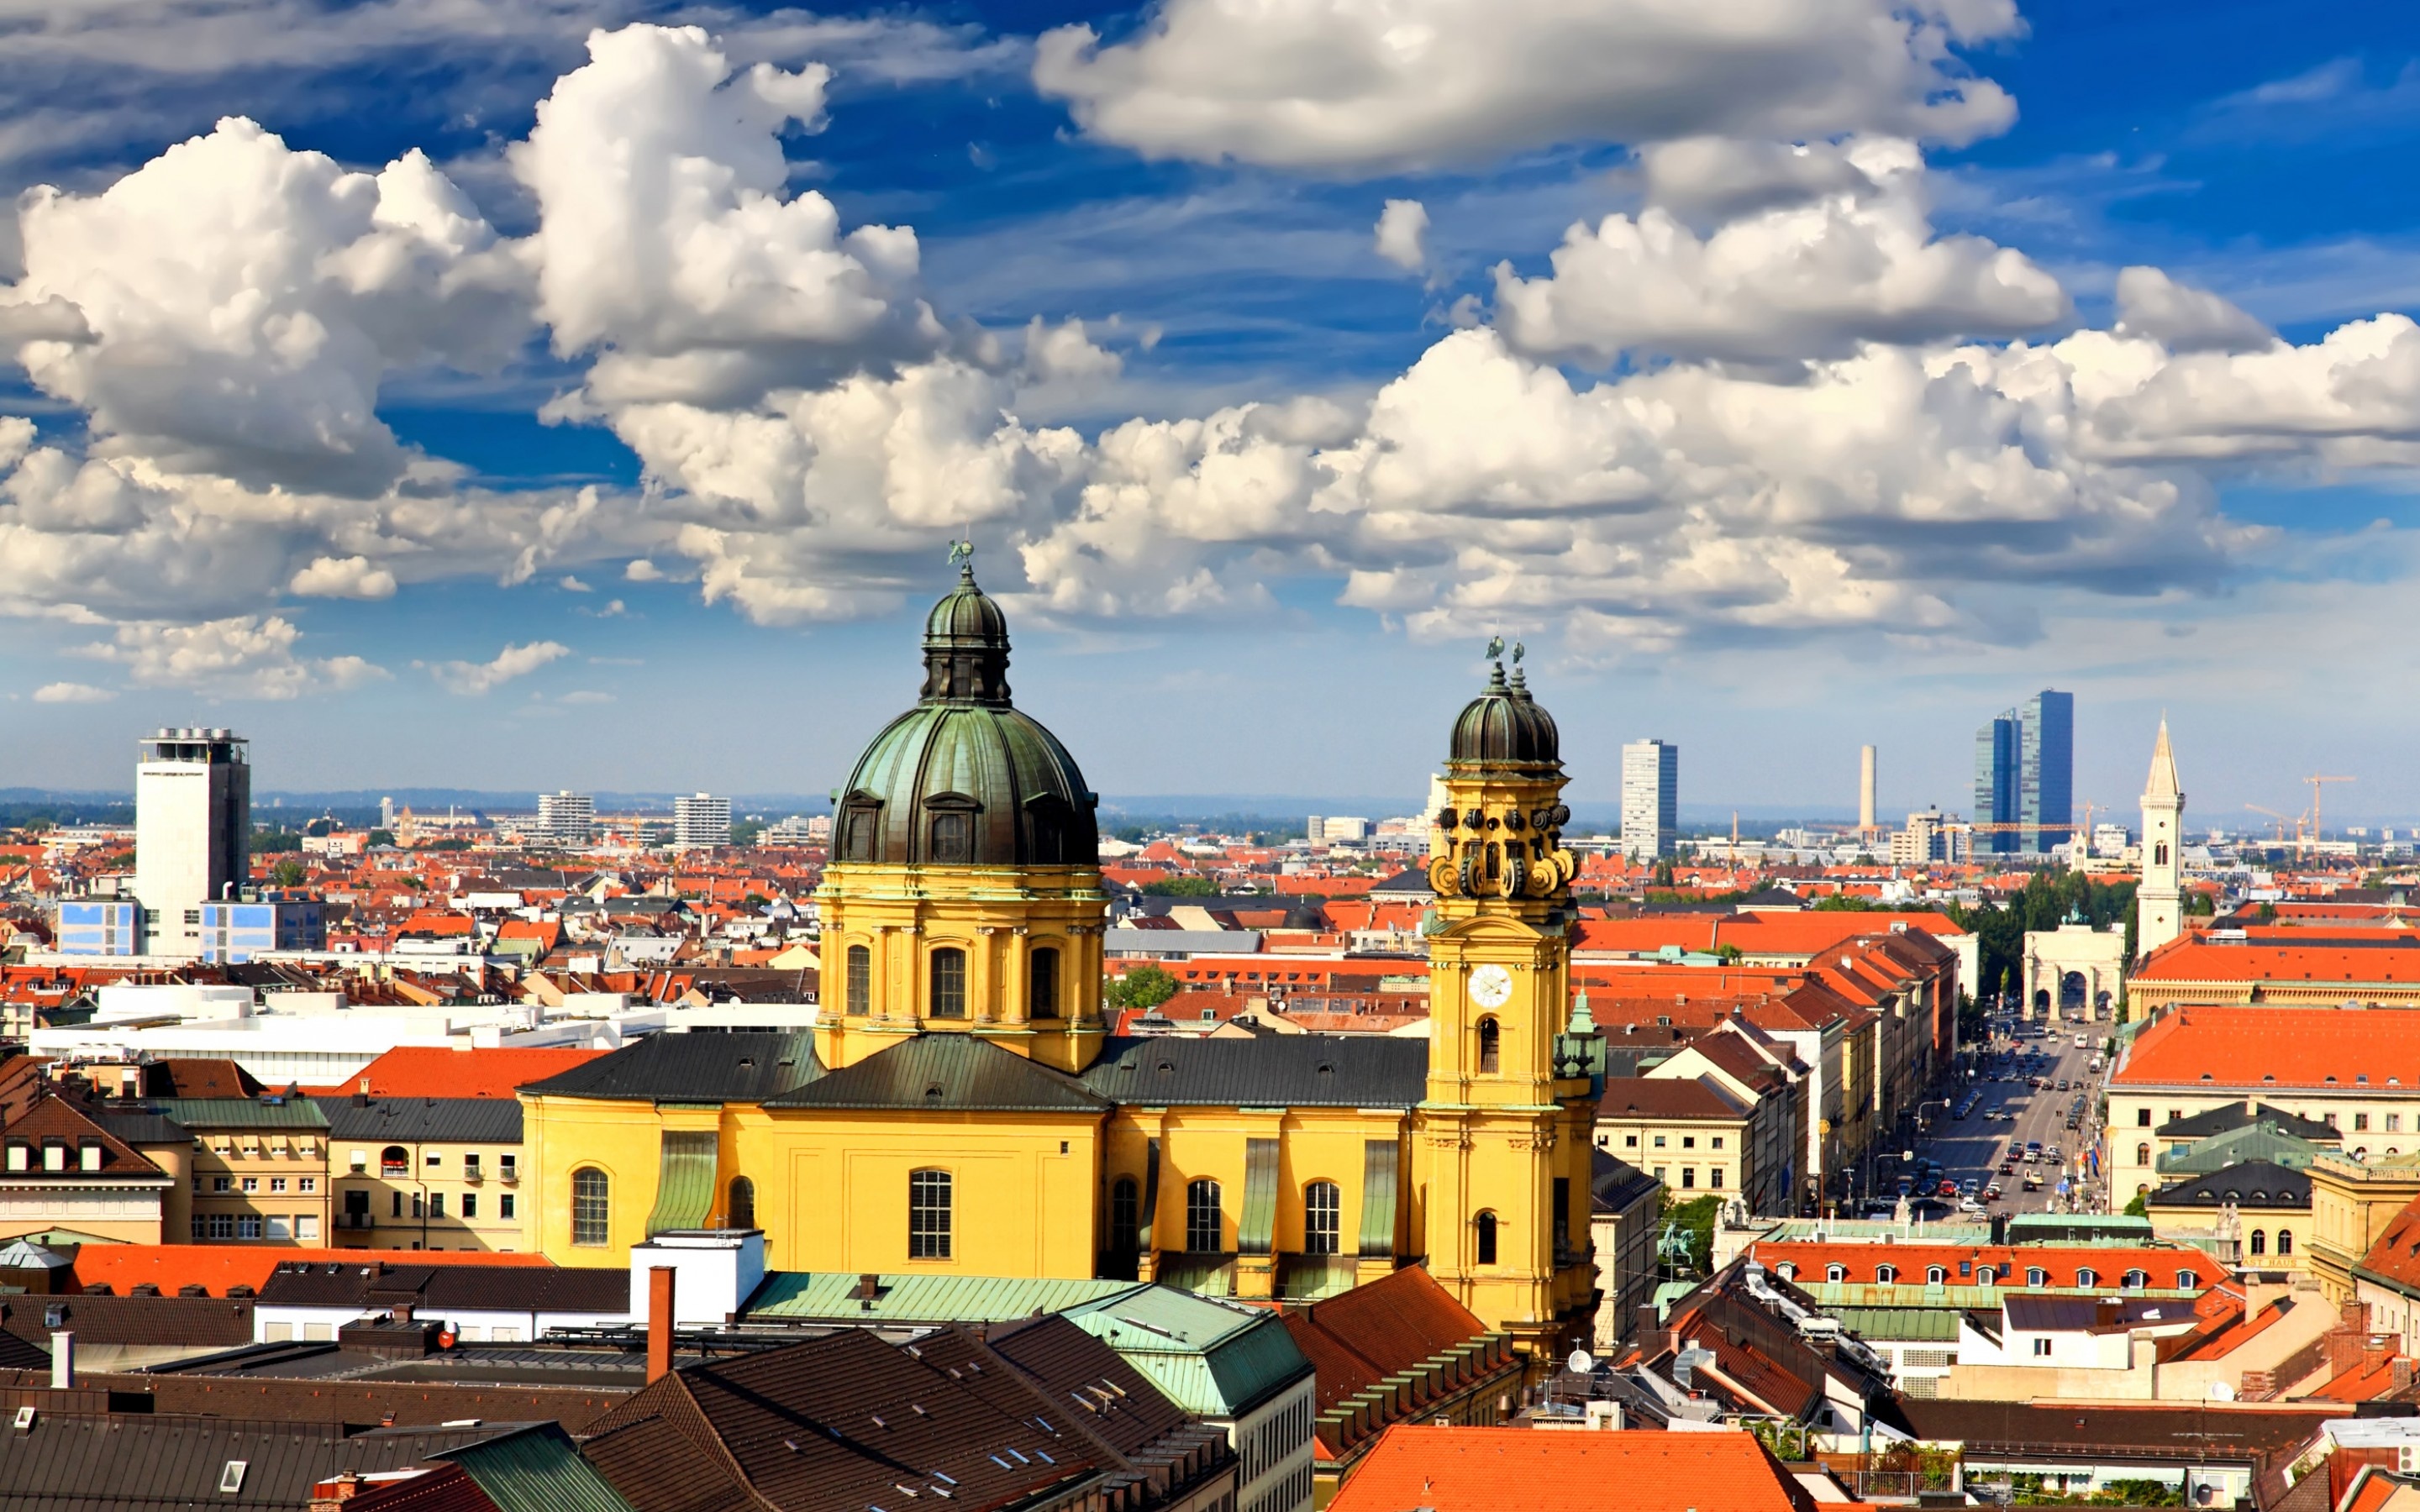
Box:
[256,1258,631,1313]
[317,1095,523,1143]
[2149,1159,2312,1209]
[764,1033,1111,1113]
[1079,1034,1425,1107]
[2157,1102,2338,1142]
[518,1031,823,1104]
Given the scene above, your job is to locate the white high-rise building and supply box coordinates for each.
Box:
[537,790,594,847]
[1620,739,1679,861]
[2137,719,2186,962]
[674,792,733,850]
[134,727,251,958]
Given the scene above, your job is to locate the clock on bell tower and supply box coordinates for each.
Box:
[1415,646,1602,1373]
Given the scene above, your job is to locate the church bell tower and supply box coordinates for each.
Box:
[2137,717,2186,963]
[1417,646,1600,1368]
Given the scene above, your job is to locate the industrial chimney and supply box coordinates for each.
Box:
[1859,746,1878,834]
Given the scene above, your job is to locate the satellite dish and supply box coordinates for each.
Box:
[1567,1349,1594,1375]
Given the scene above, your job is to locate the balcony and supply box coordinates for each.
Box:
[337,1213,375,1231]
[462,1165,483,1184]
[379,1164,409,1178]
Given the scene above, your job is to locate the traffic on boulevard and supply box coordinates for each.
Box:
[1847,1015,2111,1220]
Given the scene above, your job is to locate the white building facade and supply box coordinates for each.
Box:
[1621,739,1679,861]
[134,728,251,959]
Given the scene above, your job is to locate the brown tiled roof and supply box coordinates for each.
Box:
[1597,1076,1747,1121]
[581,1329,1102,1512]
[0,1294,253,1348]
[0,1096,166,1181]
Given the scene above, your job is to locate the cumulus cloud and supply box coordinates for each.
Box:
[32,681,113,703]
[1034,0,2020,175]
[1374,200,1429,273]
[78,615,388,699]
[4,118,530,496]
[2112,266,2277,354]
[1493,139,2069,366]
[289,555,398,599]
[513,24,939,411]
[429,639,571,695]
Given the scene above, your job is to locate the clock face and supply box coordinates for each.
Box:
[1470,964,1514,1009]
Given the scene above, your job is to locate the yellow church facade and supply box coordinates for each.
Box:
[518,566,1602,1367]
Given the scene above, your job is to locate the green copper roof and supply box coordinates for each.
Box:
[741,1272,1147,1323]
[833,567,1098,869]
[1062,1288,1312,1420]
[441,1424,637,1512]
[644,1131,716,1236]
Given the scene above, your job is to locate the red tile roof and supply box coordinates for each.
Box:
[2134,937,2420,984]
[1328,1425,1813,1512]
[2115,1006,2420,1089]
[1744,1242,2213,1290]
[329,1046,610,1100]
[67,1242,555,1297]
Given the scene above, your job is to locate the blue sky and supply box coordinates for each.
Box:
[4,0,2420,827]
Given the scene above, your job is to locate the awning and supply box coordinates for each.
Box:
[1239,1138,1280,1256]
[645,1130,718,1236]
[1358,1139,1398,1258]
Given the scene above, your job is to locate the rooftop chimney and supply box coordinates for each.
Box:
[49,1331,71,1390]
[647,1266,676,1383]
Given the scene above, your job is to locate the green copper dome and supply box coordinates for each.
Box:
[833,564,1098,868]
[1448,662,1561,773]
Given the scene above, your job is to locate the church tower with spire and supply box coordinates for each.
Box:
[1415,645,1600,1366]
[2138,718,2186,962]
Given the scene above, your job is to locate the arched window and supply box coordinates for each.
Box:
[909,1170,953,1259]
[2249,1230,2266,1255]
[1186,1180,1223,1253]
[571,1168,609,1247]
[2136,1143,2151,1166]
[1875,1264,1897,1284]
[1110,1178,1140,1256]
[1304,1181,1342,1256]
[381,1145,408,1175]
[2154,842,2169,866]
[1477,1017,1501,1074]
[2176,1270,2200,1289]
[1029,947,1060,1020]
[1978,1265,2000,1288]
[1927,1266,1947,1284]
[2122,1269,2148,1289]
[2026,1267,2048,1286]
[1475,1210,1498,1265]
[929,948,968,1019]
[1826,1263,1847,1283]
[727,1175,755,1231]
[2074,1268,2098,1289]
[2277,1229,2294,1256]
[846,944,871,1016]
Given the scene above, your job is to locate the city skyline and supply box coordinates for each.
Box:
[2,3,2419,817]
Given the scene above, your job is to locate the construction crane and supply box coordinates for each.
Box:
[2243,803,2294,844]
[2304,774,2354,847]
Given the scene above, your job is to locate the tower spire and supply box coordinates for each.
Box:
[2145,714,2182,803]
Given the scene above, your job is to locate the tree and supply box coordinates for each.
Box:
[2123,1191,2148,1218]
[1142,876,1218,896]
[367,829,396,848]
[269,858,306,888]
[426,837,473,852]
[252,829,303,853]
[1660,1192,1720,1274]
[1105,965,1179,1010]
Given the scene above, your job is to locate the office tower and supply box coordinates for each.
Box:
[2020,690,2075,852]
[537,790,594,847]
[134,727,252,958]
[1620,739,1679,861]
[1321,816,1371,843]
[1859,745,1877,833]
[1306,814,1325,844]
[1972,691,2074,855]
[674,792,733,850]
[2137,719,2186,961]
[379,795,396,831]
[1973,712,2019,855]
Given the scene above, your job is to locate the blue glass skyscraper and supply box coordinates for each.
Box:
[1975,691,2072,854]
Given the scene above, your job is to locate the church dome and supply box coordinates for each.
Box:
[833,562,1099,869]
[1448,662,1561,773]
